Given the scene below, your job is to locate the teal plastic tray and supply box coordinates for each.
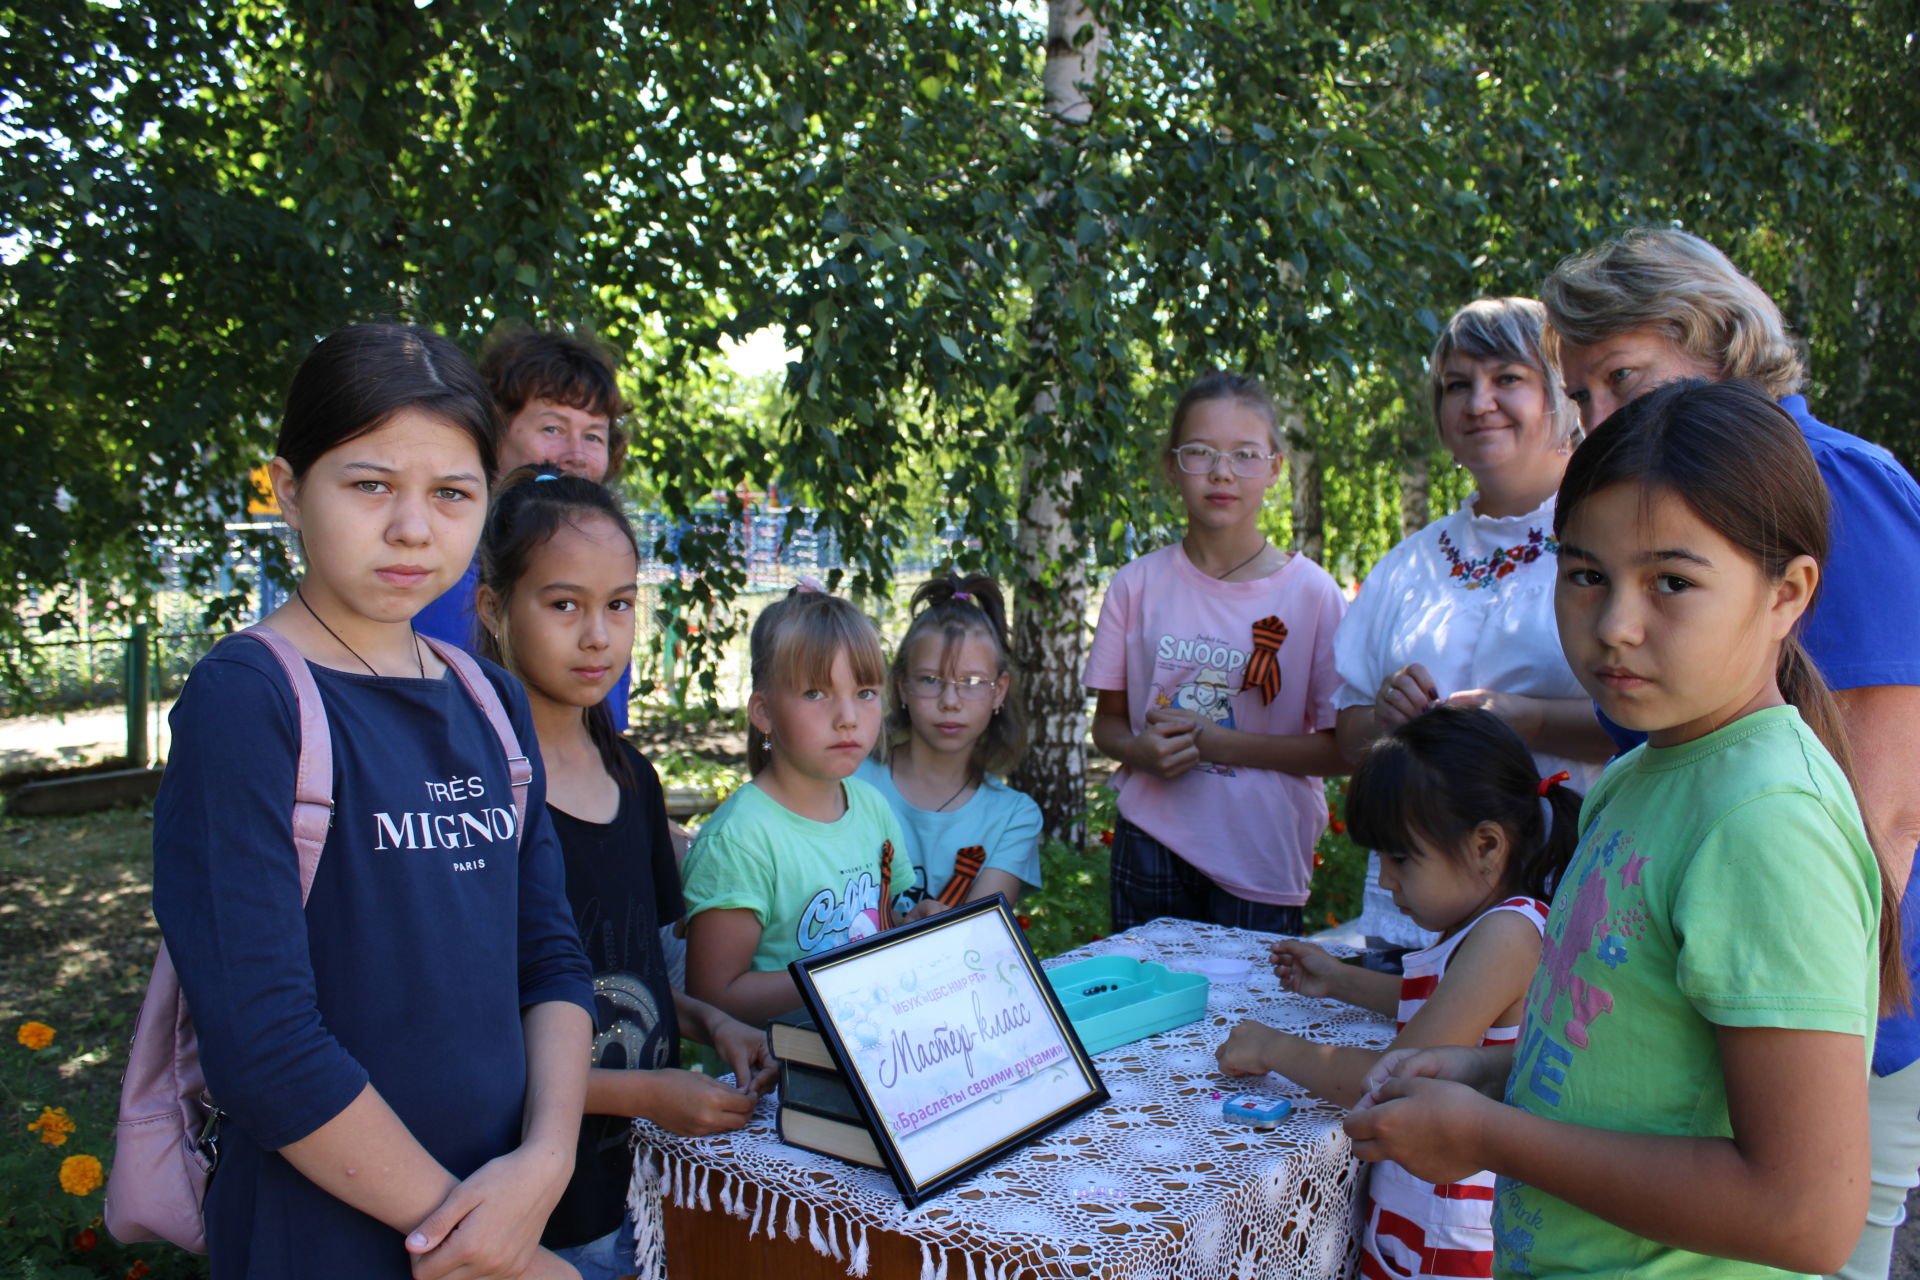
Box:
[1046,955,1209,1055]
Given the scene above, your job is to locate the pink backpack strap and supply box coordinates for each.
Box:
[105,624,334,1251]
[239,624,331,904]
[421,637,531,839]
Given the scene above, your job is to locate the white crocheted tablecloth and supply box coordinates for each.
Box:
[630,918,1394,1280]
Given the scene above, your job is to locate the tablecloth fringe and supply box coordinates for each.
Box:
[628,1148,666,1280]
[642,1149,882,1278]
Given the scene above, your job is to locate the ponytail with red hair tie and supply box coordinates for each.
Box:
[1537,770,1570,838]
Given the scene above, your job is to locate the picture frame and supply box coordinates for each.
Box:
[788,894,1109,1207]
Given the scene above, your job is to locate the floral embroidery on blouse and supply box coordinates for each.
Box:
[1438,528,1558,590]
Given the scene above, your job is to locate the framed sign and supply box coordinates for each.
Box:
[789,894,1109,1206]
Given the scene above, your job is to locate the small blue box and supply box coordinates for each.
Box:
[1222,1094,1293,1129]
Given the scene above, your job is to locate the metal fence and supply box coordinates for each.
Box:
[3,504,974,756]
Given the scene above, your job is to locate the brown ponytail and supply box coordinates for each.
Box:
[1776,636,1906,1010]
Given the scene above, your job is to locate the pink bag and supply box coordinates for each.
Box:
[104,627,530,1250]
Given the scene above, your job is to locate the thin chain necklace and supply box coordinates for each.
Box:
[893,758,971,812]
[296,588,425,678]
[1195,538,1269,581]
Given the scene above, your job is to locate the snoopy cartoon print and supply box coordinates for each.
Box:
[1158,668,1240,776]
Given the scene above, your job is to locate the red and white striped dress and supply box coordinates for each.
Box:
[1359,896,1550,1280]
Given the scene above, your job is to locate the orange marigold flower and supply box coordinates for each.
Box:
[1098,829,1114,847]
[74,1227,98,1252]
[29,1106,75,1147]
[59,1154,104,1196]
[1324,911,1339,927]
[1312,853,1325,869]
[16,1021,55,1051]
[1330,819,1347,835]
[128,1262,153,1279]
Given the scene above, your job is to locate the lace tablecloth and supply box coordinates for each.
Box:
[630,918,1394,1280]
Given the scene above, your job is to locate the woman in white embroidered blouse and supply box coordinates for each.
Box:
[1330,297,1615,950]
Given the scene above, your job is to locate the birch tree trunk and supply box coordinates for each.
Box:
[1276,396,1325,562]
[1399,452,1430,541]
[1009,0,1105,845]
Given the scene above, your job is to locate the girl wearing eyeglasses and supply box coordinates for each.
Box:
[1085,372,1350,935]
[856,574,1042,920]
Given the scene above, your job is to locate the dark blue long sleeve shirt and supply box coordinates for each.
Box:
[152,637,593,1278]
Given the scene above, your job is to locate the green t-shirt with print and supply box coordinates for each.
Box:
[1498,706,1879,1279]
[682,776,918,973]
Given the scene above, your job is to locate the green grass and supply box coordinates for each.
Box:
[0,766,1367,1276]
[0,804,205,1278]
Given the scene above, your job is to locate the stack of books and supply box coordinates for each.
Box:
[770,1008,882,1169]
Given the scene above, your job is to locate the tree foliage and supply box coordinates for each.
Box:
[3,0,1914,828]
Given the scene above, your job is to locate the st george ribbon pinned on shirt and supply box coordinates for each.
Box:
[879,839,896,926]
[938,846,987,908]
[1241,615,1288,705]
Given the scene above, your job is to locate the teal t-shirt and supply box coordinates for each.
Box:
[1498,706,1879,1278]
[854,758,1044,901]
[681,776,918,972]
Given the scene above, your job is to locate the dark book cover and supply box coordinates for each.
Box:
[780,1061,862,1121]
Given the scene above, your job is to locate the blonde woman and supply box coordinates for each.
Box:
[1332,298,1614,956]
[1545,228,1920,1280]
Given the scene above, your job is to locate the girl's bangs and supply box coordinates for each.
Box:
[1344,744,1442,857]
[910,617,1004,674]
[766,605,887,691]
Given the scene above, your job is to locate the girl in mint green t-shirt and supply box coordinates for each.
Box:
[1344,379,1902,1277]
[683,584,920,1025]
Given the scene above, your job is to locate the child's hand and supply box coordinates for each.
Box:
[710,1017,779,1097]
[1270,939,1342,998]
[1344,1076,1496,1185]
[1356,1045,1506,1108]
[1216,1019,1289,1077]
[905,898,947,922]
[404,1145,569,1280]
[1137,708,1201,779]
[519,1249,583,1280]
[645,1068,760,1137]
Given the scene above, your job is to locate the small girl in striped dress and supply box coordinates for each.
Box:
[1217,706,1578,1280]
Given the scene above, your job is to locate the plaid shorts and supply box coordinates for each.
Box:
[1109,818,1305,936]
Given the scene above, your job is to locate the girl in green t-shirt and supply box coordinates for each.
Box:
[1344,379,1904,1277]
[683,584,919,1025]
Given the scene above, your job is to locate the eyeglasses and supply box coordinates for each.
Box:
[1167,443,1274,477]
[904,674,999,701]
[1170,444,1278,477]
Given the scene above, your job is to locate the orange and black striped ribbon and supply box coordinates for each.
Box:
[937,846,987,908]
[879,839,895,923]
[1241,615,1288,704]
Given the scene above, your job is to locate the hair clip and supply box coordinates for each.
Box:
[534,472,560,482]
[794,575,825,594]
[1536,770,1570,796]
[952,590,971,602]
